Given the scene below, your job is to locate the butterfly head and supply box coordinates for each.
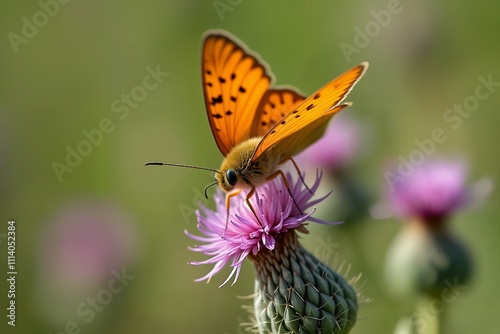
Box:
[215,137,265,192]
[215,168,240,192]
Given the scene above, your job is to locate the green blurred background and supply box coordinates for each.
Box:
[1,1,499,333]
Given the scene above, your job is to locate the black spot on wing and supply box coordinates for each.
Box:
[206,70,212,75]
[210,95,223,106]
[280,120,286,125]
[314,93,321,100]
[306,104,315,110]
[239,86,246,93]
[231,73,236,80]
[219,77,226,83]
[207,82,213,87]
[261,121,267,126]
[225,111,233,116]
[212,113,222,119]
[269,102,275,109]
[292,110,299,114]
[230,96,237,102]
[295,114,300,118]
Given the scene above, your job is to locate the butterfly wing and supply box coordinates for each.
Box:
[251,62,368,162]
[202,33,272,156]
[250,89,305,137]
[260,103,351,160]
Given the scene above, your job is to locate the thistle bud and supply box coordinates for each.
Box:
[251,232,357,334]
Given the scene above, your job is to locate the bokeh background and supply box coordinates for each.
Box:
[1,1,499,333]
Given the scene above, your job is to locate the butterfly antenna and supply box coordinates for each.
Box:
[145,162,221,174]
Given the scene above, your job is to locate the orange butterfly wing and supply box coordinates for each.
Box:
[250,89,305,137]
[251,62,368,162]
[202,33,272,156]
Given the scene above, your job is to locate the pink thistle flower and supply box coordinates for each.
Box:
[388,160,487,221]
[186,171,359,333]
[186,171,335,287]
[383,159,488,300]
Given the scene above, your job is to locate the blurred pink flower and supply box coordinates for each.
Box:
[383,160,479,300]
[295,113,362,171]
[386,160,492,221]
[40,200,137,290]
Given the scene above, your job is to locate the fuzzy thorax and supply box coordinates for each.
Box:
[216,137,280,192]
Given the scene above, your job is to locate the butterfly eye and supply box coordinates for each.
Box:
[226,170,237,186]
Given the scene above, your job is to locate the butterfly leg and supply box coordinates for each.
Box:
[245,185,264,228]
[266,169,304,215]
[223,189,242,238]
[281,157,314,195]
[223,187,263,238]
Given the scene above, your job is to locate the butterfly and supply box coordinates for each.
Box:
[147,30,368,232]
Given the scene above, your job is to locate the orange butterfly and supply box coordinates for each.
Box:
[148,30,368,230]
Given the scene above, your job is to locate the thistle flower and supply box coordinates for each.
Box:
[384,159,493,224]
[383,159,491,300]
[388,160,469,223]
[187,171,358,333]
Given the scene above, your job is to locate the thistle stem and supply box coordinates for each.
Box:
[412,295,444,334]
